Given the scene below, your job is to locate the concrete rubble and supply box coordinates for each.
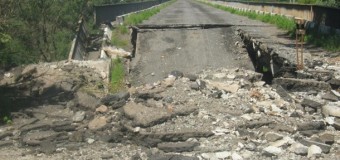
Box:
[0,57,339,159]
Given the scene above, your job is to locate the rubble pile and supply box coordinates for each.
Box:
[0,61,339,159]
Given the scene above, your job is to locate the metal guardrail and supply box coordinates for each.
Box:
[219,1,340,29]
[94,0,169,25]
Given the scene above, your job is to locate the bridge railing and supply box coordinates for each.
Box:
[94,0,169,25]
[219,1,340,30]
[68,18,88,61]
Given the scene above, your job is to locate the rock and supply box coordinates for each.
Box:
[328,78,340,89]
[273,78,331,92]
[157,142,199,152]
[240,120,273,129]
[209,91,222,99]
[300,130,322,137]
[123,102,195,127]
[100,92,130,106]
[208,81,239,93]
[231,153,243,160]
[298,137,331,153]
[22,131,60,146]
[333,118,340,130]
[88,116,107,130]
[162,75,176,87]
[307,145,322,158]
[322,103,340,117]
[245,142,256,151]
[40,141,56,154]
[297,121,325,131]
[0,131,13,140]
[96,105,108,113]
[69,131,84,142]
[72,111,86,122]
[52,121,76,132]
[87,138,95,144]
[264,132,283,142]
[190,82,200,90]
[169,70,183,79]
[196,79,206,89]
[263,146,282,156]
[270,136,294,147]
[201,153,218,160]
[149,154,199,160]
[319,133,334,145]
[20,123,50,135]
[254,81,265,87]
[101,154,113,159]
[75,92,100,110]
[272,84,292,102]
[215,151,231,159]
[163,96,174,103]
[0,140,12,148]
[289,143,308,155]
[301,98,322,109]
[185,74,198,81]
[322,93,339,101]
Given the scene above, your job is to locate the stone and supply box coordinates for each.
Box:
[300,130,322,137]
[101,154,113,159]
[231,153,243,160]
[264,132,283,142]
[149,154,199,160]
[208,81,239,93]
[322,103,340,117]
[123,102,195,127]
[87,138,95,144]
[307,145,322,158]
[297,121,325,131]
[301,98,322,109]
[240,120,273,129]
[170,70,183,78]
[96,105,108,113]
[328,78,340,89]
[215,151,231,159]
[88,116,107,130]
[185,74,198,81]
[254,81,266,87]
[289,143,308,155]
[101,92,130,106]
[162,75,176,87]
[40,141,56,154]
[190,82,200,90]
[0,140,12,148]
[319,133,334,145]
[72,111,86,122]
[298,137,331,153]
[22,131,60,146]
[322,93,339,101]
[196,79,206,89]
[0,131,13,140]
[157,142,199,152]
[69,131,84,142]
[270,136,294,147]
[52,121,75,132]
[75,92,100,110]
[272,84,293,102]
[273,78,331,92]
[263,146,282,156]
[20,123,50,135]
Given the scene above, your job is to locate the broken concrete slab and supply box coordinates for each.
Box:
[123,102,196,127]
[157,142,200,152]
[273,78,331,92]
[75,91,100,110]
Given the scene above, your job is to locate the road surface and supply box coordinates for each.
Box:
[130,0,270,84]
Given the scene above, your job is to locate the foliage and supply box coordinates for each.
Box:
[110,58,125,92]
[205,1,340,51]
[208,2,296,34]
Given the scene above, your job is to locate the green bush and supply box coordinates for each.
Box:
[110,58,125,92]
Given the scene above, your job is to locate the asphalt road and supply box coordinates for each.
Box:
[131,0,268,84]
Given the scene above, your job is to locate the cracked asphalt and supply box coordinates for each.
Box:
[130,0,267,85]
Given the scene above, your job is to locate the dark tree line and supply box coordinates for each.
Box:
[0,0,142,69]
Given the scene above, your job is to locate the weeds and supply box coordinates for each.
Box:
[110,58,125,93]
[203,1,340,51]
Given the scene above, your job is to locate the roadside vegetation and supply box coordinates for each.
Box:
[110,58,125,92]
[202,1,340,52]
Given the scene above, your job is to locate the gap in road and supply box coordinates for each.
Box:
[128,24,255,86]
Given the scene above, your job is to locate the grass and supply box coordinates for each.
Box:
[201,0,340,52]
[110,58,125,93]
[124,0,175,26]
